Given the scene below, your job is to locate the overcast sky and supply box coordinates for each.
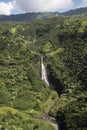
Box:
[0,0,87,15]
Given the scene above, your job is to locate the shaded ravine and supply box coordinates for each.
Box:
[37,57,58,129]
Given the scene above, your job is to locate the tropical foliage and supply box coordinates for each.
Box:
[0,14,87,130]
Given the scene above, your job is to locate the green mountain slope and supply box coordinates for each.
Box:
[0,21,57,130]
[0,7,87,22]
[62,7,87,16]
[0,12,59,21]
[0,14,87,130]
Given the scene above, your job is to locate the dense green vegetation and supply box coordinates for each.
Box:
[0,107,54,130]
[0,13,87,130]
[0,21,57,130]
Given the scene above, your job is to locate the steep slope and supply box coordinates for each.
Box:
[0,14,87,130]
[0,21,58,130]
[32,15,87,130]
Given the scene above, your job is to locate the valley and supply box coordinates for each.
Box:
[0,11,87,130]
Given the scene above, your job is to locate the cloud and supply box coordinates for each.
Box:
[0,2,14,15]
[2,0,84,15]
[15,0,74,12]
[0,0,87,15]
[75,0,87,8]
[80,0,87,7]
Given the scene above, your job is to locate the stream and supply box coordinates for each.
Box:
[44,100,59,130]
[40,57,59,130]
[32,100,59,130]
[33,114,58,130]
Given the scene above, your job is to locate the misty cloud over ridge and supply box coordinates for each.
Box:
[0,0,87,15]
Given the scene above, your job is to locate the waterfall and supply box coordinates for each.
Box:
[41,57,49,86]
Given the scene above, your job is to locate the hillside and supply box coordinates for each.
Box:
[62,7,87,16]
[0,12,59,21]
[0,14,87,130]
[0,7,87,21]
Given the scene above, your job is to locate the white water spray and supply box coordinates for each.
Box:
[41,57,49,86]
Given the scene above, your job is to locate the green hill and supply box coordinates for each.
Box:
[0,14,87,130]
[0,12,59,21]
[62,7,87,16]
[0,7,87,22]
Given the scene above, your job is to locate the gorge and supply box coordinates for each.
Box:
[0,12,87,130]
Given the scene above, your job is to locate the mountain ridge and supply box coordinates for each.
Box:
[62,7,87,16]
[0,12,59,21]
[0,7,87,21]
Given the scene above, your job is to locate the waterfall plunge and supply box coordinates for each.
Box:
[41,57,49,86]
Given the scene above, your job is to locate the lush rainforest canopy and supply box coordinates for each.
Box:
[0,13,87,130]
